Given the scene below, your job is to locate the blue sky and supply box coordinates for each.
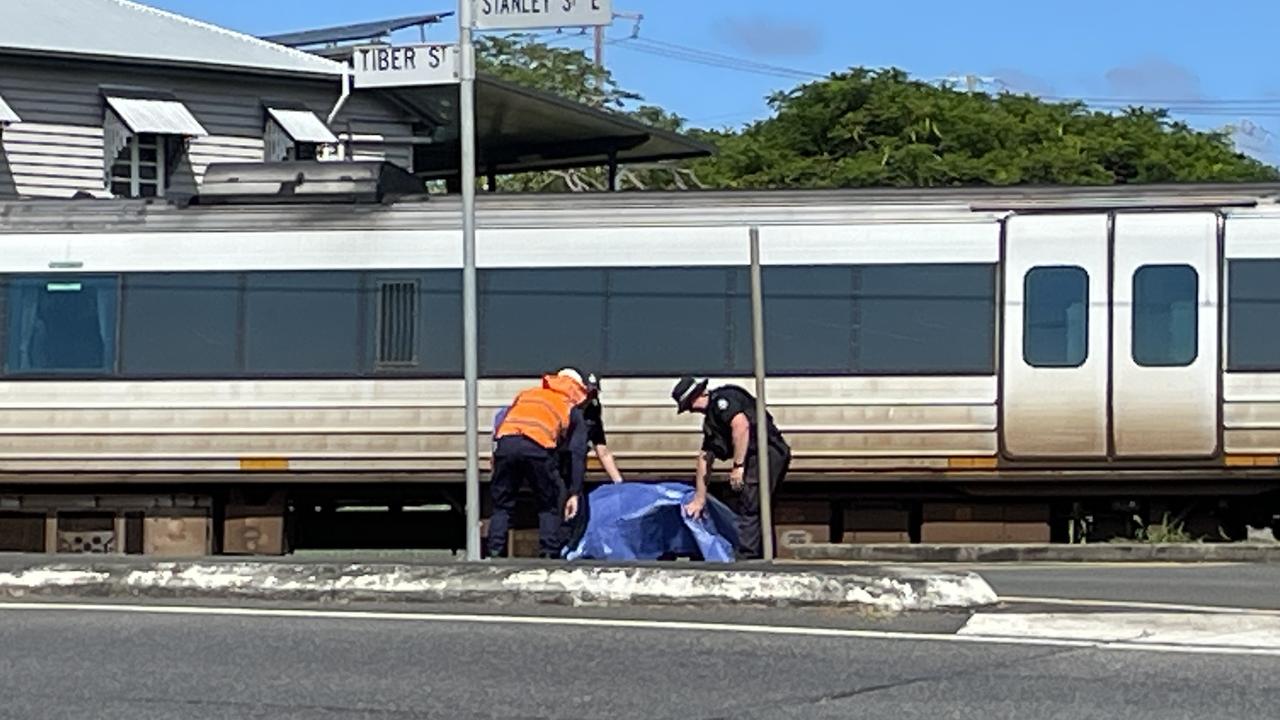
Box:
[150,0,1280,162]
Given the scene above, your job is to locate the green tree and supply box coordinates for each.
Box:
[475,34,639,109]
[473,38,1275,190]
[474,34,705,191]
[689,68,1278,188]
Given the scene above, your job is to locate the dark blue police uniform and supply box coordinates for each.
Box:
[559,396,607,551]
[700,385,791,560]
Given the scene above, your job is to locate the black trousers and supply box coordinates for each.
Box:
[488,436,564,558]
[559,483,591,552]
[734,442,791,560]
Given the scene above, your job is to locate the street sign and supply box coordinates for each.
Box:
[352,44,459,88]
[474,0,612,30]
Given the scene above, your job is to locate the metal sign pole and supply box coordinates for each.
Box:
[749,226,775,561]
[459,0,481,561]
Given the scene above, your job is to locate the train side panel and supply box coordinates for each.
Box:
[1223,214,1280,460]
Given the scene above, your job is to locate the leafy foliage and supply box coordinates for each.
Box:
[475,34,638,109]
[474,34,703,191]
[474,39,1277,190]
[1116,512,1199,544]
[690,68,1278,188]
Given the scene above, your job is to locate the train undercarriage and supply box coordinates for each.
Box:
[2,469,1276,557]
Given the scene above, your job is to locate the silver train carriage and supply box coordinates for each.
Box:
[2,178,1280,551]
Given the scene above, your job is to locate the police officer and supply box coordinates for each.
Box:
[489,368,590,559]
[578,372,625,483]
[558,371,625,551]
[671,376,791,560]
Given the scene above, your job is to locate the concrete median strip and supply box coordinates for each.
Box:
[0,559,998,612]
[791,543,1280,563]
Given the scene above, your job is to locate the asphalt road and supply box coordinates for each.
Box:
[976,563,1280,610]
[0,605,1276,720]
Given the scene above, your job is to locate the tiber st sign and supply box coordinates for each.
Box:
[351,44,459,88]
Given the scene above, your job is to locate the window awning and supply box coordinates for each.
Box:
[266,108,337,144]
[105,96,207,136]
[0,93,19,124]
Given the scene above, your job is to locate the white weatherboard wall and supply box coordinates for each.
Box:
[0,60,412,198]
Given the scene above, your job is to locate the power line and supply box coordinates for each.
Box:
[1043,95,1280,107]
[594,34,1280,117]
[629,37,825,79]
[688,108,770,124]
[608,36,824,82]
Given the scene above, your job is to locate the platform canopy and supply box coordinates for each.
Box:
[381,75,714,179]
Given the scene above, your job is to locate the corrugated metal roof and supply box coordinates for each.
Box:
[0,94,19,124]
[1,0,346,78]
[267,108,338,144]
[106,96,207,136]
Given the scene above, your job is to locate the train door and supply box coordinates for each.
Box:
[1110,213,1219,457]
[1002,213,1220,459]
[1003,215,1110,457]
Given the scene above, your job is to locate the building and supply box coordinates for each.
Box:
[0,0,710,200]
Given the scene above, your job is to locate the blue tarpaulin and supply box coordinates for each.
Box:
[563,482,739,562]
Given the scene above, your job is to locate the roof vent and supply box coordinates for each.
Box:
[195,161,426,205]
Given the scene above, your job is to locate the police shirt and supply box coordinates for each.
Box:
[582,396,608,448]
[700,385,785,462]
[558,400,603,494]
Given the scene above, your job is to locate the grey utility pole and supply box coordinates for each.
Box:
[459,0,481,561]
[749,226,775,561]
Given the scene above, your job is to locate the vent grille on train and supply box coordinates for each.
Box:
[377,280,419,368]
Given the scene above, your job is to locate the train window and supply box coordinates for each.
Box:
[855,264,996,374]
[1024,266,1088,368]
[244,272,362,375]
[376,280,419,368]
[479,269,606,376]
[120,273,238,375]
[763,267,856,373]
[416,271,463,376]
[605,268,750,375]
[1228,260,1280,371]
[760,264,996,375]
[1133,265,1198,367]
[4,276,118,374]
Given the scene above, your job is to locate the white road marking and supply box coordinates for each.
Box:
[960,613,1280,650]
[791,561,1240,569]
[1,601,1279,658]
[1000,595,1280,616]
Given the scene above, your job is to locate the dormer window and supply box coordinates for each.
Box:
[103,93,206,198]
[264,107,337,162]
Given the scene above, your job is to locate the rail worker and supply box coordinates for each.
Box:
[489,368,591,559]
[671,376,791,560]
[558,370,626,551]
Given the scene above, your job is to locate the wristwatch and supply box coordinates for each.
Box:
[732,461,745,469]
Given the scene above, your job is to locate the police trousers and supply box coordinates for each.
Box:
[557,454,592,553]
[734,442,791,561]
[488,436,565,558]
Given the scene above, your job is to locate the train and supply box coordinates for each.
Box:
[1,162,1279,554]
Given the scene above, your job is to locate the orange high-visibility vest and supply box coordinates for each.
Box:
[495,386,575,450]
